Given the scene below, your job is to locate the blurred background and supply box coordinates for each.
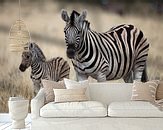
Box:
[0,0,163,112]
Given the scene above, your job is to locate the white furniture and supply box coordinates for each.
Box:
[8,97,29,129]
[31,83,163,130]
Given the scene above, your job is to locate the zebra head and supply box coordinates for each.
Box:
[19,42,46,72]
[61,9,87,59]
[19,50,32,72]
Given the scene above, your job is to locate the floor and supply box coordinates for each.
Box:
[0,113,31,130]
[0,122,31,130]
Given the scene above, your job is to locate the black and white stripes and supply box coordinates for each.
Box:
[19,42,70,94]
[61,10,149,82]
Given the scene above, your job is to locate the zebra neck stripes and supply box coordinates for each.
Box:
[31,60,45,80]
[74,22,111,73]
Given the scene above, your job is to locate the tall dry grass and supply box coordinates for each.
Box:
[0,32,33,112]
[0,1,163,112]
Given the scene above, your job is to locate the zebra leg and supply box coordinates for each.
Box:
[76,72,88,81]
[123,71,133,83]
[141,64,148,82]
[97,72,106,82]
[32,79,42,96]
[133,69,144,82]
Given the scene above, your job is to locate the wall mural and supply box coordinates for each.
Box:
[0,0,162,113]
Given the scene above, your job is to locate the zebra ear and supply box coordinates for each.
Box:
[61,9,69,22]
[78,10,87,23]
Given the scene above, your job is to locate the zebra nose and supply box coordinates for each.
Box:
[19,64,26,72]
[66,48,75,59]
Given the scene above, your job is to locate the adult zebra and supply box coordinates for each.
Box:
[19,42,70,95]
[61,10,149,82]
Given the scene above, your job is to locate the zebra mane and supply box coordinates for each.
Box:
[70,10,80,25]
[70,10,90,28]
[28,42,46,61]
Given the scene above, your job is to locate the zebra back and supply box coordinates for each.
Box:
[47,57,70,81]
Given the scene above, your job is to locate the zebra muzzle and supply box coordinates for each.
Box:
[66,48,75,59]
[19,64,27,72]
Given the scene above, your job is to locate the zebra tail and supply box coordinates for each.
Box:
[141,64,148,82]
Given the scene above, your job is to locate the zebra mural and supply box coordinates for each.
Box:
[19,42,70,94]
[61,10,149,83]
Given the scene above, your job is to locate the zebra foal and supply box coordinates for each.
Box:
[61,10,149,83]
[19,42,70,94]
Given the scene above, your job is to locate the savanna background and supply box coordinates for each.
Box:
[0,0,163,112]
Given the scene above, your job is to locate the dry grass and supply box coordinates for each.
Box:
[0,1,163,112]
